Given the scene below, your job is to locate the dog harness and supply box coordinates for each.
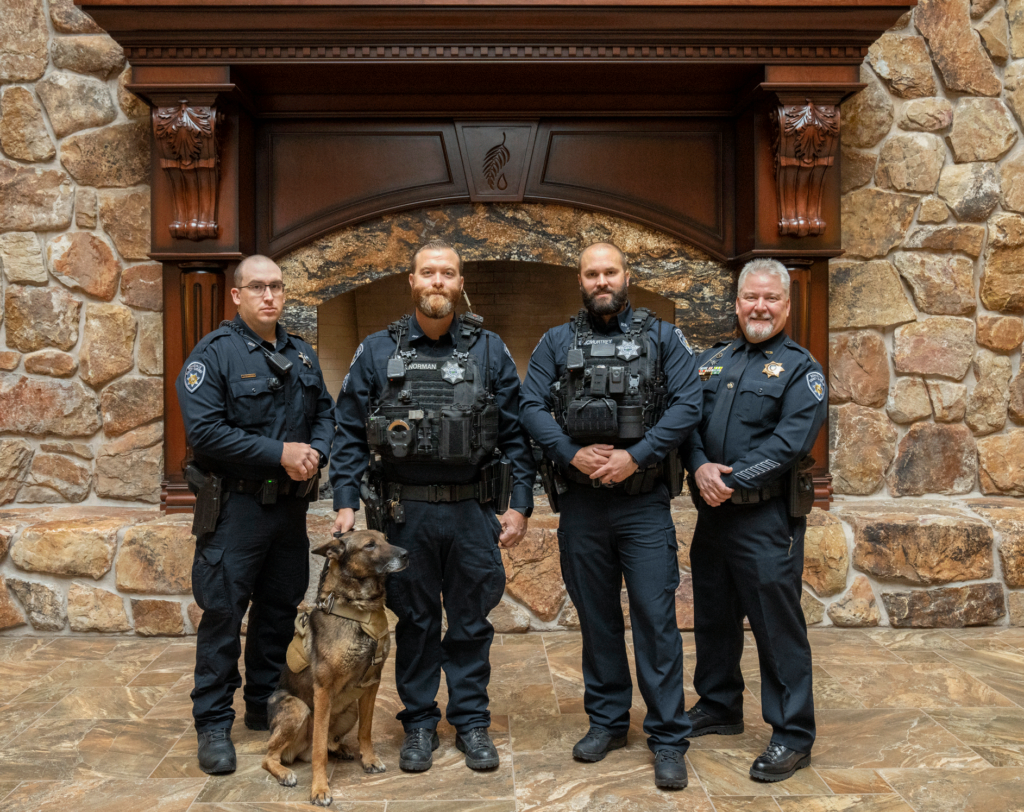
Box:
[286,597,390,690]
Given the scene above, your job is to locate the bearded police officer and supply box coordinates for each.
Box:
[520,242,702,790]
[682,258,827,782]
[330,240,533,773]
[176,254,334,775]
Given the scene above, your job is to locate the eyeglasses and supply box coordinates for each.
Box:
[238,282,286,296]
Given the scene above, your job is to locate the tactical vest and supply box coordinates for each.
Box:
[365,314,499,466]
[554,308,666,445]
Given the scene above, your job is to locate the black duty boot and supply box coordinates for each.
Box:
[244,704,269,731]
[399,728,439,772]
[456,727,500,770]
[653,749,689,789]
[685,705,744,738]
[749,743,811,782]
[197,726,236,774]
[572,727,628,762]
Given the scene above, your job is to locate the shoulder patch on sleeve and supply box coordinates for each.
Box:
[184,361,206,393]
[806,371,826,402]
[350,343,364,366]
[341,372,351,393]
[674,327,694,356]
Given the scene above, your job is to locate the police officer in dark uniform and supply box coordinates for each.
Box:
[176,254,334,775]
[682,258,827,782]
[330,240,533,773]
[520,242,702,790]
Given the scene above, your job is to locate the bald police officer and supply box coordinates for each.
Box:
[682,258,827,782]
[177,255,334,774]
[520,242,702,790]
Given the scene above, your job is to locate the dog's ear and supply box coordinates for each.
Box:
[311,531,351,560]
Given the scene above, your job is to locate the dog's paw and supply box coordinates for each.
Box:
[310,788,333,807]
[277,770,297,787]
[333,743,356,761]
[362,758,386,774]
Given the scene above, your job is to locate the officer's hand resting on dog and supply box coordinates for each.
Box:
[694,462,734,507]
[281,442,321,481]
[498,509,527,548]
[331,508,355,536]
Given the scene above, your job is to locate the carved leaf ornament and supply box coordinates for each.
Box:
[484,132,510,191]
[772,97,840,238]
[155,102,214,167]
[785,102,839,166]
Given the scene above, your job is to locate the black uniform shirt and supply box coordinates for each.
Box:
[682,329,827,491]
[520,303,703,469]
[176,315,335,481]
[331,314,535,516]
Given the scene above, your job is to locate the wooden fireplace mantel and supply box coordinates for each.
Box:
[79,0,915,510]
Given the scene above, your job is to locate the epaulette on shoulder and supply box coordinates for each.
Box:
[783,336,812,357]
[195,324,234,351]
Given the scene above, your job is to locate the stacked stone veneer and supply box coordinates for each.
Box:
[3,0,1024,635]
[0,1,163,630]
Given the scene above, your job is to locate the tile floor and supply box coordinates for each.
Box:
[1,628,1024,811]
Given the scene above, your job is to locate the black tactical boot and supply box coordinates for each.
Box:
[572,727,628,762]
[749,743,811,782]
[456,727,499,769]
[399,728,439,772]
[197,726,236,774]
[653,749,689,789]
[685,705,744,738]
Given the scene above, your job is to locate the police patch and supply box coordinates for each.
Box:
[184,361,206,393]
[674,327,694,356]
[806,371,826,402]
[341,372,350,393]
[350,343,364,365]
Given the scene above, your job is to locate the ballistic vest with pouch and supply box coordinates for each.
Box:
[554,307,666,445]
[365,313,499,467]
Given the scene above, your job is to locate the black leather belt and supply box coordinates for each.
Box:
[560,462,663,493]
[729,479,785,505]
[386,482,482,503]
[222,476,301,497]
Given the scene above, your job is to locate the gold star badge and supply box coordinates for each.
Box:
[763,362,784,378]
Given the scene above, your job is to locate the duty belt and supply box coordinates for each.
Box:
[386,481,482,503]
[729,479,785,505]
[560,462,663,494]
[221,476,306,497]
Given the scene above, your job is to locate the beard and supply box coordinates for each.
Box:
[415,288,459,319]
[744,317,775,341]
[582,282,629,317]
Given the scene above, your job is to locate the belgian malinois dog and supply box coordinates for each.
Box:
[262,529,408,807]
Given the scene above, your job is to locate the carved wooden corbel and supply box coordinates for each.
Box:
[153,99,221,241]
[770,96,840,238]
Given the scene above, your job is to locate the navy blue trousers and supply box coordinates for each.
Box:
[557,481,691,752]
[190,492,310,732]
[689,495,815,753]
[384,499,506,733]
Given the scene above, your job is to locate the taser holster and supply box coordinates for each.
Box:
[788,456,816,518]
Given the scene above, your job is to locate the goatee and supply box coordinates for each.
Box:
[582,284,629,317]
[416,290,457,319]
[744,319,774,341]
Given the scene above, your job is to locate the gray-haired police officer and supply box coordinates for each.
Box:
[176,255,334,775]
[520,242,702,790]
[330,240,534,773]
[682,258,827,782]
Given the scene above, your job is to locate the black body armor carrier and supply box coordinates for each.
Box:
[553,307,667,445]
[365,313,500,466]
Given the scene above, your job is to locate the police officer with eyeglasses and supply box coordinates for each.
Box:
[176,254,334,775]
[520,242,702,790]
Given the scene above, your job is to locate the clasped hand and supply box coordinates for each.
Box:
[694,462,734,507]
[281,442,320,481]
[571,444,638,486]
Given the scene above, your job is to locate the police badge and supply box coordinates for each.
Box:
[616,339,640,361]
[762,362,785,378]
[184,361,206,393]
[441,360,465,384]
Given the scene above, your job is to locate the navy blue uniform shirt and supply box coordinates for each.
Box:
[682,329,827,491]
[520,304,703,469]
[331,314,535,516]
[176,315,335,481]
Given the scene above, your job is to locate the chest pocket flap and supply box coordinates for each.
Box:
[299,371,323,416]
[737,378,786,424]
[229,377,275,427]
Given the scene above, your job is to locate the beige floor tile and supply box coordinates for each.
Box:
[189,804,382,812]
[708,799,781,812]
[686,750,831,796]
[0,702,56,745]
[389,803,515,812]
[807,632,903,665]
[812,709,988,769]
[0,718,102,781]
[0,781,22,803]
[862,629,970,651]
[774,796,913,812]
[971,745,1024,767]
[0,638,53,662]
[812,767,893,794]
[939,650,1024,707]
[43,686,169,721]
[2,776,204,812]
[880,767,1024,812]
[926,708,1024,746]
[822,663,1016,710]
